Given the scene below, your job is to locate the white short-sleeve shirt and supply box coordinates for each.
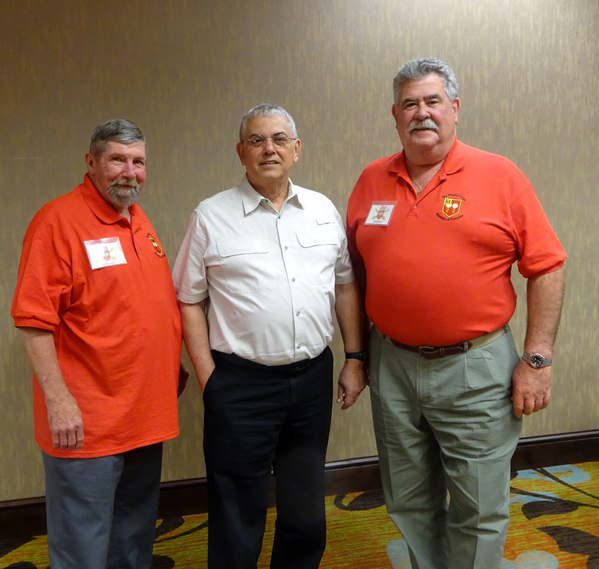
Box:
[173,176,354,365]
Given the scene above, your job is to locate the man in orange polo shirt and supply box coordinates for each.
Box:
[12,119,186,569]
[347,59,566,568]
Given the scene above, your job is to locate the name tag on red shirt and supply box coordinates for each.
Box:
[84,237,127,270]
[364,202,396,226]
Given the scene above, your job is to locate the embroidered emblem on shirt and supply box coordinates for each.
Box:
[147,233,165,258]
[365,201,397,226]
[442,198,462,218]
[436,194,466,222]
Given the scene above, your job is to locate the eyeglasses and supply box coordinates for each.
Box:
[242,135,297,149]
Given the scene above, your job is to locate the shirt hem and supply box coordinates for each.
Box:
[36,428,180,459]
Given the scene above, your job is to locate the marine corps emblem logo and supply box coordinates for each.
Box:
[147,233,165,258]
[441,197,462,218]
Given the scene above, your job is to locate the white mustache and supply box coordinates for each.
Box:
[408,119,439,132]
[111,178,140,190]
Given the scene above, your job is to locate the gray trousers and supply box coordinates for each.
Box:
[369,328,522,569]
[43,442,163,569]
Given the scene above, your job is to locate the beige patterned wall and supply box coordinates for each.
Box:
[1,0,597,501]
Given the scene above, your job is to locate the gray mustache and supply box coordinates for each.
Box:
[408,119,439,132]
[112,178,140,190]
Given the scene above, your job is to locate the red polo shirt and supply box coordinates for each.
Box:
[12,175,182,457]
[347,139,566,346]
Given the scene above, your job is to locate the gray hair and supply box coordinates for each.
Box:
[239,104,298,141]
[393,58,459,104]
[89,118,146,158]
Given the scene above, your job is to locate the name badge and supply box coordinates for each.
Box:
[84,237,127,270]
[364,201,397,226]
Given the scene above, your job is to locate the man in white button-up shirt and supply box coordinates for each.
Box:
[173,104,366,569]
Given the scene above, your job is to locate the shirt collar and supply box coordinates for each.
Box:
[80,173,140,225]
[389,137,466,182]
[239,175,303,215]
[438,138,466,176]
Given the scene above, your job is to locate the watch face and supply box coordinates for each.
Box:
[530,354,545,368]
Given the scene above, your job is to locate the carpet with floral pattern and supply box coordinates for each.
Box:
[2,462,599,568]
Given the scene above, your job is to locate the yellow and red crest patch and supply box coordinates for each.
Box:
[147,233,165,258]
[441,197,462,218]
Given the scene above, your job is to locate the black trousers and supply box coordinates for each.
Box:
[203,348,334,569]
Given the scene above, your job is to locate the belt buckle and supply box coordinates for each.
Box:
[418,345,437,358]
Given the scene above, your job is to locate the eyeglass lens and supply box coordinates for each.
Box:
[248,135,292,148]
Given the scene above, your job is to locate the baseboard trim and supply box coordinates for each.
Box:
[3,430,599,540]
[511,429,599,470]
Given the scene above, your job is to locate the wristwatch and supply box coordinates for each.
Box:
[345,351,366,363]
[522,352,552,369]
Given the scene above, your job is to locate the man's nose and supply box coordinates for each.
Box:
[263,139,277,153]
[414,103,430,120]
[122,161,136,179]
[414,105,429,121]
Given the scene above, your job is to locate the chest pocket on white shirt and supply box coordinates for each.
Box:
[216,238,277,293]
[296,227,339,285]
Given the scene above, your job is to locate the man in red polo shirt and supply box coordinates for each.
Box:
[347,58,565,568]
[12,119,186,569]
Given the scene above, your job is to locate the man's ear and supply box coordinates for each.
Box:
[236,142,245,164]
[452,97,461,124]
[85,152,95,175]
[293,139,301,163]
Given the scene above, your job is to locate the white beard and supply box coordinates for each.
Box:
[108,179,141,208]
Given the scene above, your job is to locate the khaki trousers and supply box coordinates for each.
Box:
[369,327,522,569]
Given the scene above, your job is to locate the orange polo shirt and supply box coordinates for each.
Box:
[12,175,182,458]
[347,139,566,346]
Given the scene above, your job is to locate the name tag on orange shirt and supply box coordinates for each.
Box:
[364,201,396,226]
[84,237,127,270]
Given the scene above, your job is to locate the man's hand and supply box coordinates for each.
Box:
[180,300,217,393]
[46,393,84,451]
[19,327,84,451]
[178,361,190,397]
[511,359,551,418]
[512,265,563,418]
[337,359,367,410]
[197,362,216,392]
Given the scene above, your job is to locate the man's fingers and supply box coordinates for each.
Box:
[534,394,550,413]
[337,384,345,404]
[76,428,85,451]
[51,420,84,451]
[512,391,521,418]
[511,361,551,418]
[524,396,536,416]
[67,429,77,451]
[342,392,357,410]
[513,392,551,418]
[541,394,551,411]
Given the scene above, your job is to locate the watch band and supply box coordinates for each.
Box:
[522,352,552,369]
[345,351,366,363]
